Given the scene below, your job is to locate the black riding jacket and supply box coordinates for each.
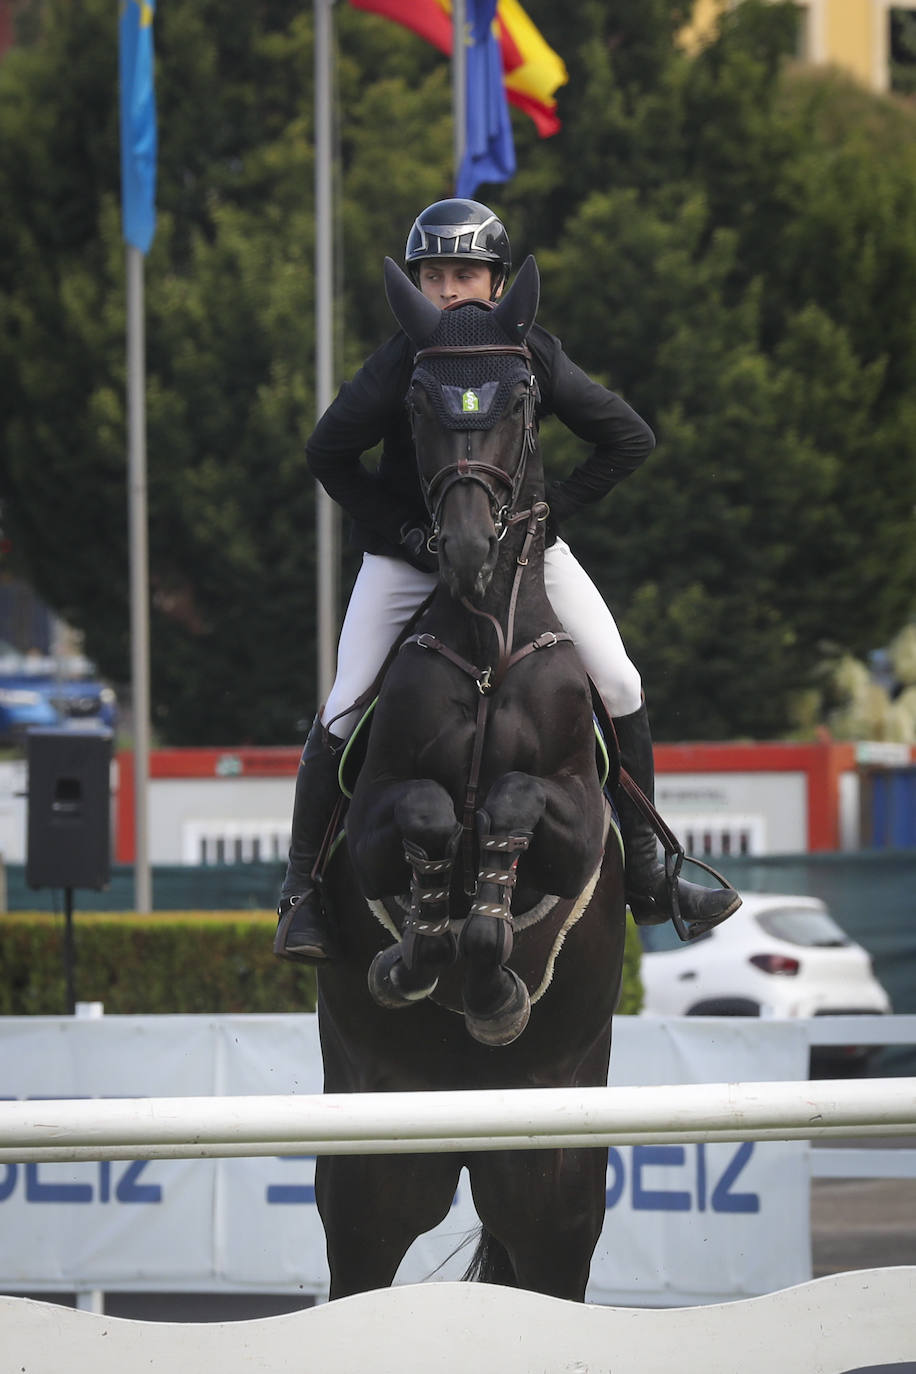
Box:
[306,322,656,559]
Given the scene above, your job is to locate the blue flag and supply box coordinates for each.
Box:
[119,0,157,253]
[456,0,516,199]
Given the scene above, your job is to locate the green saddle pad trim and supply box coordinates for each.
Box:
[339,697,378,800]
[593,717,610,791]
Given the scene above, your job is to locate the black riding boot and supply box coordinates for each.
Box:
[273,717,345,964]
[613,702,741,938]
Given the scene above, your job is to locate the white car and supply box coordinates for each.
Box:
[637,893,892,1074]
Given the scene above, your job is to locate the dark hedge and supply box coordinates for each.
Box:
[0,910,643,1017]
[0,912,317,1016]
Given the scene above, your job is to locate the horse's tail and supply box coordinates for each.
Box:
[461,1226,516,1286]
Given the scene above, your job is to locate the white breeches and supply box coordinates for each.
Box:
[320,539,643,739]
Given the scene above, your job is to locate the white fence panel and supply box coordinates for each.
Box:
[3,1268,916,1374]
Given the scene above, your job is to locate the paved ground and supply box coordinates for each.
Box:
[811,1137,916,1277]
[813,1177,916,1274]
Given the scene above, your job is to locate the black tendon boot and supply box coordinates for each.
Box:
[273,718,345,963]
[613,702,741,939]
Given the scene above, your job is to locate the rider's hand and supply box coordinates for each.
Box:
[399,523,438,574]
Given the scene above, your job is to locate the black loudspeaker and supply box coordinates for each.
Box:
[27,728,113,890]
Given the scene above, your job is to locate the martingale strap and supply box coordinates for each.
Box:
[400,326,553,895]
[400,501,573,893]
[404,628,572,697]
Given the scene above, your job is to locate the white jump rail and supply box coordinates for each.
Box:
[4,1269,916,1374]
[1,1078,914,1163]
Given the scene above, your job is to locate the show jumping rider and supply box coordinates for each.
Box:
[274,198,741,963]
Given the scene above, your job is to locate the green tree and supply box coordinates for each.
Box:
[890,7,916,96]
[534,2,916,737]
[2,0,915,744]
[1,1,321,742]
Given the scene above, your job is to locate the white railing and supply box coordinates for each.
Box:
[1,1077,914,1164]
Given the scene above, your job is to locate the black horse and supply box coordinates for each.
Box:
[313,256,627,1301]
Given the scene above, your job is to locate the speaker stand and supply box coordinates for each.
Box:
[64,887,76,1016]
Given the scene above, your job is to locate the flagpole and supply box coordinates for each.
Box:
[315,0,340,706]
[126,243,152,913]
[452,0,466,189]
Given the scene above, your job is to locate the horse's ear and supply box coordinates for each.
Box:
[493,255,539,343]
[384,256,442,347]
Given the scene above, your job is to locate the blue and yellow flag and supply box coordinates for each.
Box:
[119,0,157,253]
[456,0,516,199]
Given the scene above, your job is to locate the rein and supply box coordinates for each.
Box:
[402,327,566,894]
[402,500,572,895]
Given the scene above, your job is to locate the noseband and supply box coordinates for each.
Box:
[410,333,540,542]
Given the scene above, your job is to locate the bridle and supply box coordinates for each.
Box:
[410,325,540,544]
[402,323,572,893]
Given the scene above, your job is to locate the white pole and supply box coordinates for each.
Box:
[314,0,340,705]
[2,1080,914,1163]
[125,243,152,913]
[452,0,466,188]
[74,999,105,1311]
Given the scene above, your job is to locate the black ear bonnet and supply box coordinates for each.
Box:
[384,255,541,433]
[412,302,537,432]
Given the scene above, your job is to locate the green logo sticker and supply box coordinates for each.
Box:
[461,390,480,413]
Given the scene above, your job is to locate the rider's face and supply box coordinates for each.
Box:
[417,259,500,307]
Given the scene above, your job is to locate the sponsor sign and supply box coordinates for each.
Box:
[0,1015,810,1305]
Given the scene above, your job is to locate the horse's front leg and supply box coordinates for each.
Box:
[353,779,462,1009]
[460,772,548,1047]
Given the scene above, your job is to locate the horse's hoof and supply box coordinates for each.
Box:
[367,946,438,1010]
[464,969,531,1047]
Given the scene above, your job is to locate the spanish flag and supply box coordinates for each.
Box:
[349,0,567,137]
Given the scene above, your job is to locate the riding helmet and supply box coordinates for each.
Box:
[405,199,511,296]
